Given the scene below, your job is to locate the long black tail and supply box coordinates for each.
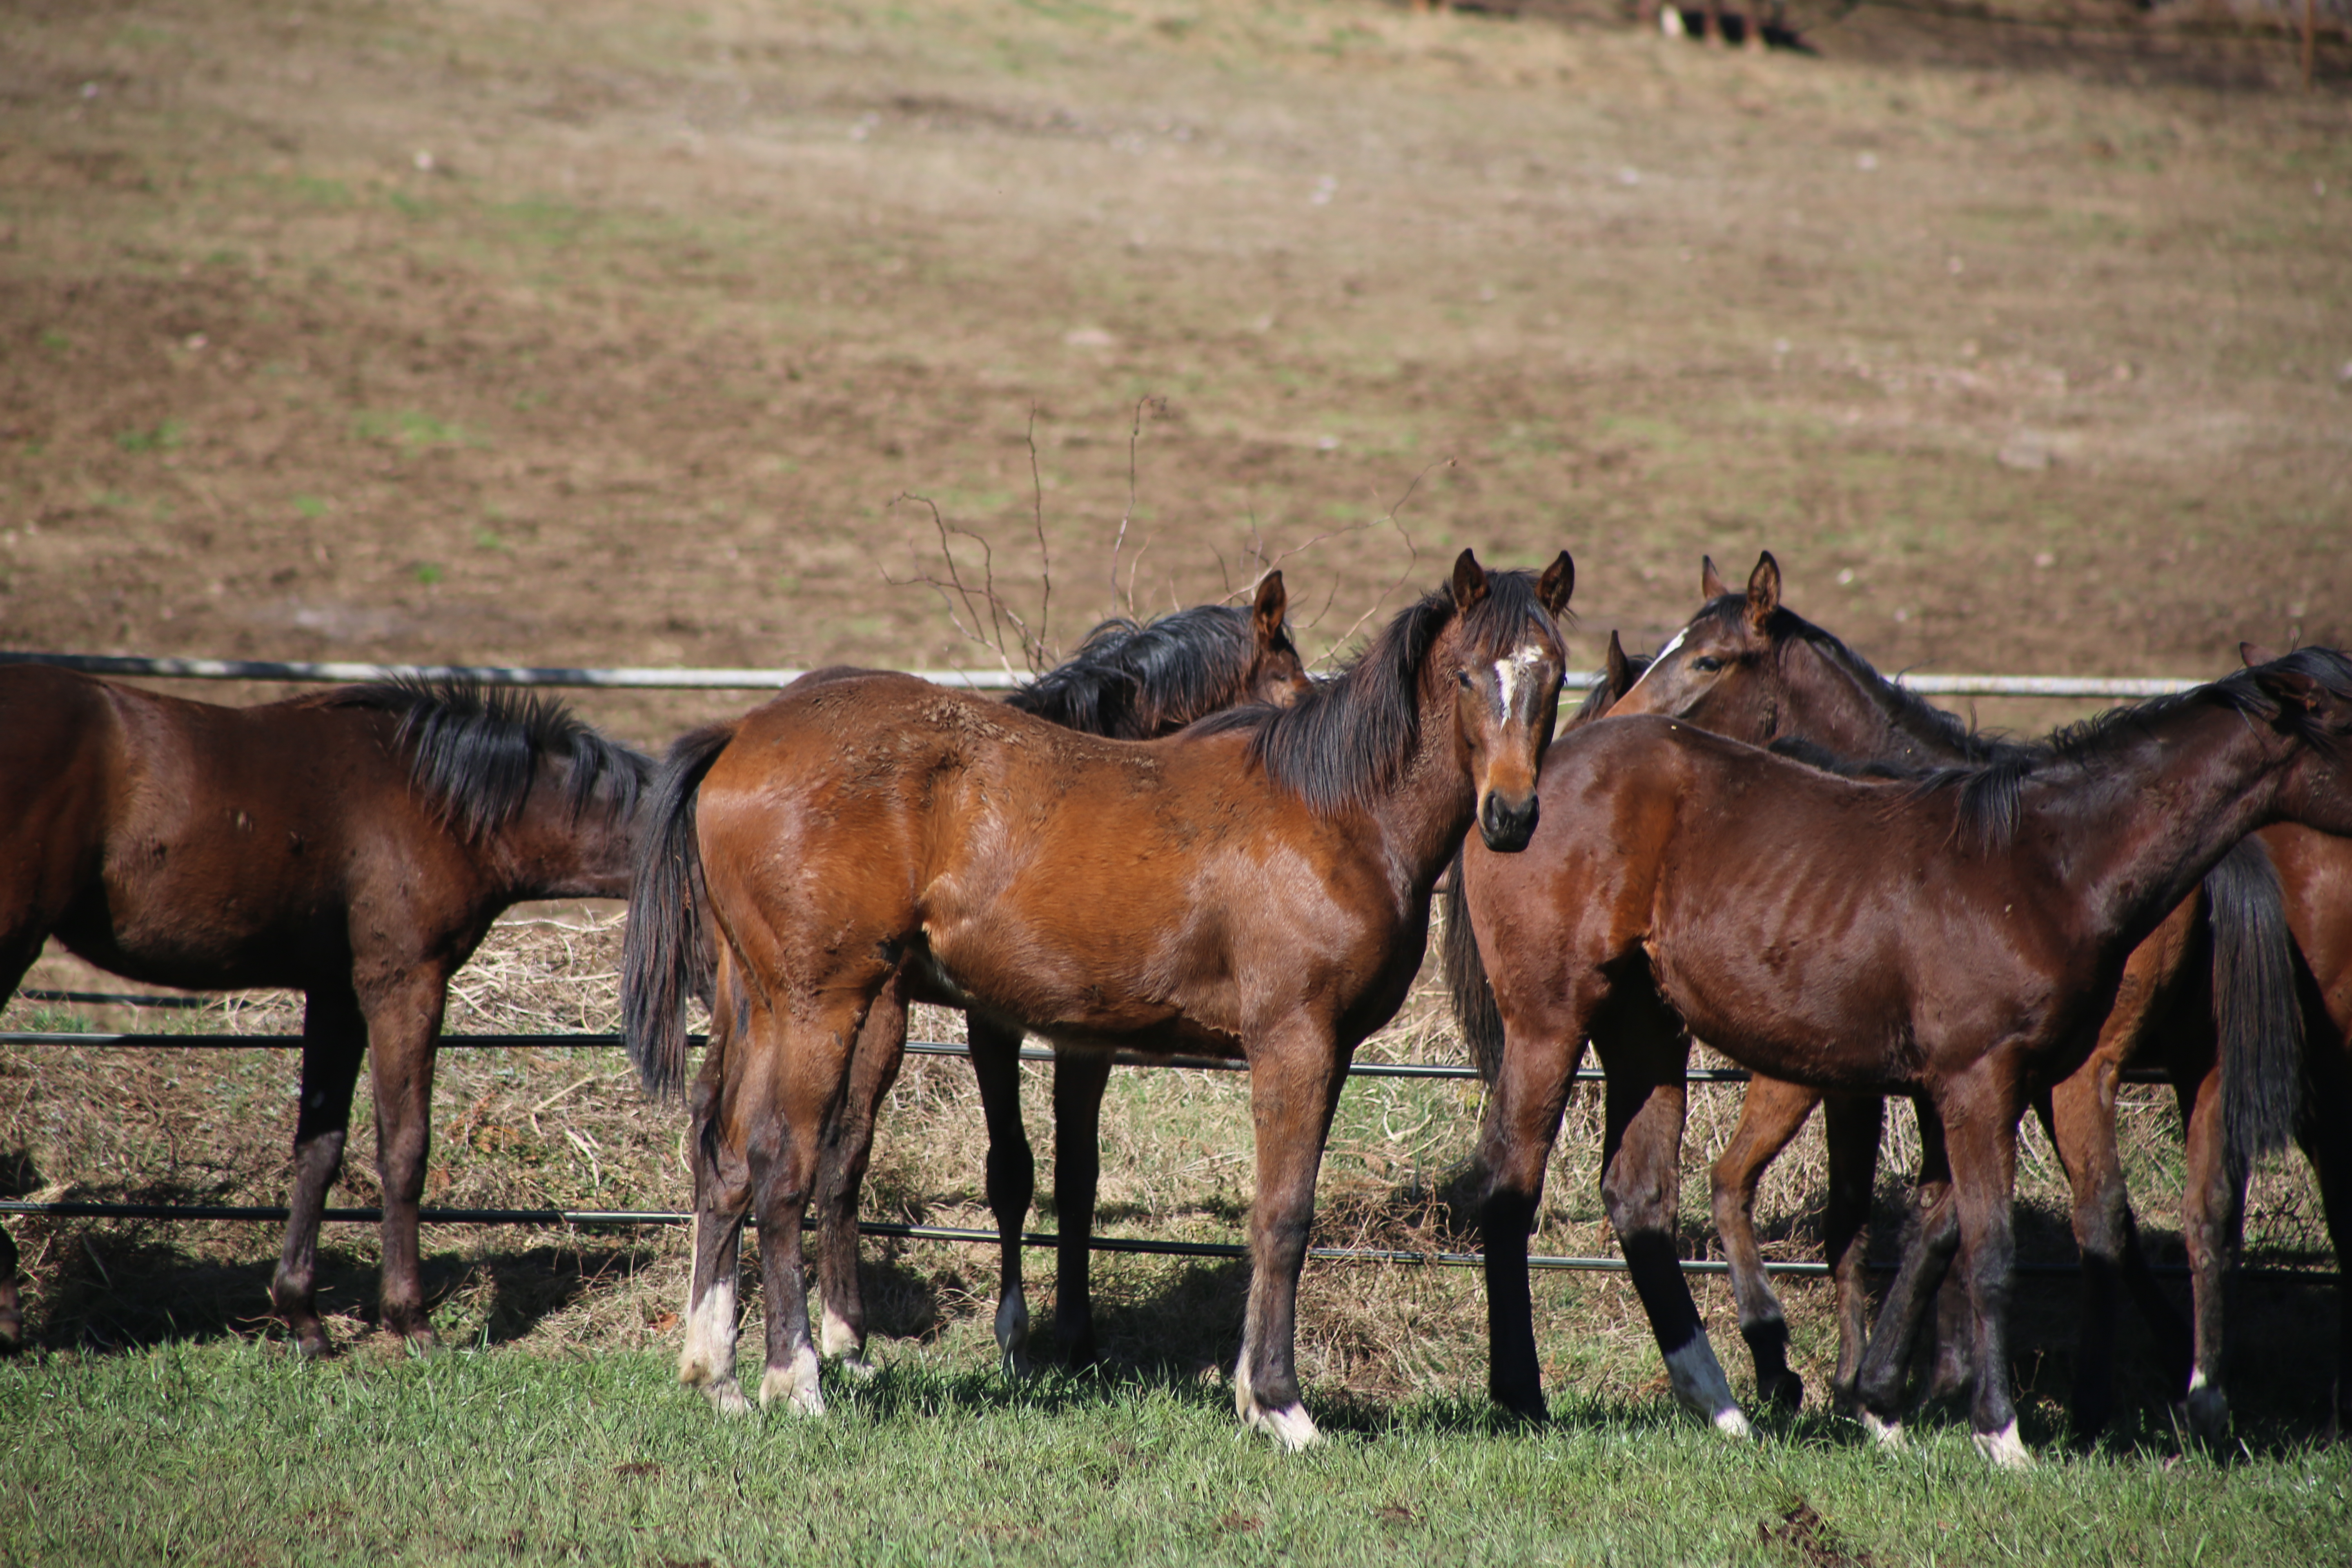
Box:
[2207,834,2302,1174]
[622,720,736,1100]
[1441,844,1508,1083]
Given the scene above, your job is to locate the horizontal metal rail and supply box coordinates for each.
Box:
[0,1028,2183,1086]
[4,1200,2327,1283]
[0,650,2204,701]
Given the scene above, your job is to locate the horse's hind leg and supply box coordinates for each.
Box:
[1597,1009,1748,1437]
[1710,1075,1822,1410]
[1479,990,1596,1422]
[968,1013,1036,1375]
[1821,1091,1887,1414]
[1049,1048,1114,1368]
[2300,1036,2352,1438]
[0,942,38,1353]
[272,985,367,1357]
[813,967,909,1376]
[680,1073,752,1414]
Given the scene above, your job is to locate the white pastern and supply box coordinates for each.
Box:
[1622,626,1688,697]
[760,1344,826,1416]
[1663,1338,1746,1434]
[819,1303,862,1362]
[677,1276,737,1388]
[995,1289,1033,1379]
[704,1379,751,1417]
[1973,1419,2033,1469]
[1860,1410,1906,1450]
[1245,1400,1324,1452]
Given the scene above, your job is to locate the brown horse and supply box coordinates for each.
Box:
[1452,644,2352,1464]
[0,668,649,1355]
[1577,555,2301,1443]
[624,550,1574,1445]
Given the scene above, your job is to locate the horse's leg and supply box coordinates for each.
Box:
[967,1013,1036,1376]
[360,976,449,1348]
[679,1074,753,1414]
[753,989,878,1416]
[813,968,909,1377]
[1709,1075,1821,1410]
[2301,1034,2352,1438]
[1049,1047,1114,1368]
[0,942,39,1353]
[1855,1098,1962,1445]
[1478,993,1595,1422]
[271,984,367,1357]
[2177,1058,2240,1446]
[1598,1012,1749,1437]
[1821,1091,1888,1414]
[1943,1076,2030,1468]
[1232,1027,1350,1450]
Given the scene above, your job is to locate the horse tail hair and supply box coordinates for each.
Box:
[622,720,736,1101]
[2207,834,2302,1174]
[1440,844,1508,1083]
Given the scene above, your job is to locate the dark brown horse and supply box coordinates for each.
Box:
[1570,555,2301,1443]
[1452,644,2352,1464]
[978,575,1310,1372]
[624,550,1574,1444]
[0,668,649,1355]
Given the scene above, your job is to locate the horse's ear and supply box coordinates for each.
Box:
[2241,641,2278,669]
[1745,551,1782,632]
[1701,555,1728,601]
[1604,629,1632,699]
[2253,664,2322,713]
[1451,548,1490,614]
[1537,550,1574,618]
[1252,570,1287,643]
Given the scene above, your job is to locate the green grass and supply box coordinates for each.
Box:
[2,1345,2346,1566]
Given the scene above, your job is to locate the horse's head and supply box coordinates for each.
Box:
[1447,547,1574,853]
[1603,551,1793,744]
[2241,643,2352,837]
[1243,570,1314,710]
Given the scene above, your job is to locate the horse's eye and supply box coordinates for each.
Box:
[1691,655,1724,673]
[1457,670,1474,689]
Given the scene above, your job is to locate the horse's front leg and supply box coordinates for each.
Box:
[1597,1011,1748,1437]
[356,975,450,1350]
[0,1208,20,1354]
[1941,1069,2029,1467]
[2299,1029,2352,1439]
[1853,1095,1961,1443]
[967,1013,1036,1375]
[1049,1047,1114,1368]
[1711,1074,1823,1410]
[813,967,909,1377]
[1233,1026,1351,1450]
[1819,1091,1887,1412]
[271,984,368,1356]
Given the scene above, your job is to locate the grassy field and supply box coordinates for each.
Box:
[4,1344,2350,1566]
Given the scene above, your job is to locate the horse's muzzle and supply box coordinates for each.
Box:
[1478,790,1540,853]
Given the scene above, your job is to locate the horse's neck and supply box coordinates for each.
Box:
[496,777,636,902]
[1789,646,1972,768]
[1365,671,1478,897]
[2029,704,2287,940]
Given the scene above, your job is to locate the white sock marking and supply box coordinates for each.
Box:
[1664,1338,1746,1432]
[1973,1419,2032,1469]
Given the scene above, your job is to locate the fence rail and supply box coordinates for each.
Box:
[0,650,2206,701]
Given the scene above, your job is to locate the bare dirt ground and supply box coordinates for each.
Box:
[2,0,2348,1430]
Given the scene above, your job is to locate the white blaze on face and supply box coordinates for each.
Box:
[1493,644,1552,720]
[1622,624,1689,698]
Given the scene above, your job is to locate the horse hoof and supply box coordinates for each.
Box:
[704,1379,752,1417]
[1712,1405,1755,1439]
[1000,1345,1034,1379]
[0,1314,21,1356]
[1759,1371,1805,1413]
[836,1352,878,1384]
[1244,1400,1322,1452]
[1859,1410,1906,1451]
[2184,1381,2230,1450]
[1972,1419,2033,1470]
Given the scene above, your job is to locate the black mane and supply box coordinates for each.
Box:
[1193,570,1563,815]
[333,679,651,838]
[1901,647,2352,849]
[1009,604,1267,740]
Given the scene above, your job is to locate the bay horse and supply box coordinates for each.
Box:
[624,550,1574,1445]
[0,668,649,1356]
[1452,643,2352,1464]
[643,579,1310,1379]
[1559,555,2301,1442]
